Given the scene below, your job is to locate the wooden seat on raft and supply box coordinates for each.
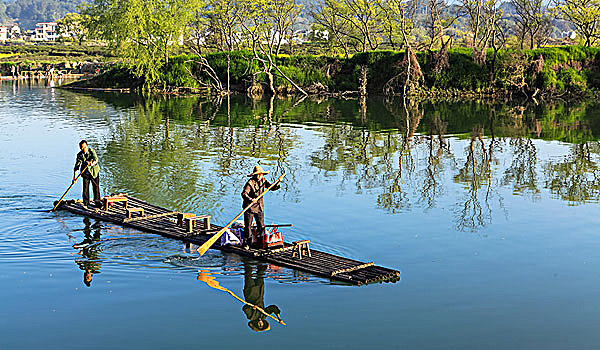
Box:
[177,213,196,226]
[292,240,311,259]
[103,195,128,211]
[184,215,211,234]
[126,207,144,218]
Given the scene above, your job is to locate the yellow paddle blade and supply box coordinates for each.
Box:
[196,228,226,256]
[197,270,227,291]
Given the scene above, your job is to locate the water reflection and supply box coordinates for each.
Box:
[51,89,600,230]
[242,263,282,332]
[197,261,285,332]
[545,142,600,204]
[73,217,103,287]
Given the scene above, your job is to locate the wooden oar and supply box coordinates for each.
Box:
[197,173,286,256]
[52,162,90,212]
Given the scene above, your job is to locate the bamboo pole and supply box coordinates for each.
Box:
[52,162,90,212]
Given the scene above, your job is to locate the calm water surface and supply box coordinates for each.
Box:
[1,80,600,349]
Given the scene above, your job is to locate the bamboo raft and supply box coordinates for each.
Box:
[56,194,400,285]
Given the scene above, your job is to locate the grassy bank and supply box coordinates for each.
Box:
[0,43,114,75]
[65,46,600,99]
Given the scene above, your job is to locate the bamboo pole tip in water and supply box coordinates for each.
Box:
[197,246,208,256]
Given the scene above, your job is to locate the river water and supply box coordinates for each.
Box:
[1,79,600,349]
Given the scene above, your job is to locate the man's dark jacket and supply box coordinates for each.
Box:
[241,177,280,213]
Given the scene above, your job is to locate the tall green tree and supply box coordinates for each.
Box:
[84,0,201,87]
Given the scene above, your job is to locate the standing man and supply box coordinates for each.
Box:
[73,140,101,208]
[241,165,280,249]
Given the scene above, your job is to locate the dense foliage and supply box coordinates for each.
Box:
[64,46,600,99]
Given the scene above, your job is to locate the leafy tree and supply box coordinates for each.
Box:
[57,12,89,45]
[309,0,354,56]
[551,0,600,47]
[266,0,302,56]
[202,0,245,53]
[84,0,202,87]
[379,0,420,50]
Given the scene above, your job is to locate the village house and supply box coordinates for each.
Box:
[33,22,58,41]
[10,25,21,39]
[0,26,8,42]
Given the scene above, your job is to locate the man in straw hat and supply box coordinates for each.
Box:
[241,165,280,249]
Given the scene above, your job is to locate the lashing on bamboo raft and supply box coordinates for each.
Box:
[53,145,400,285]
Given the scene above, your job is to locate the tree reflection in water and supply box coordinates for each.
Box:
[454,126,494,231]
[96,94,304,214]
[55,90,600,231]
[545,142,600,204]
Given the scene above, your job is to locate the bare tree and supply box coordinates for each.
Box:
[424,0,457,50]
[511,0,551,49]
[309,0,387,53]
[458,0,503,65]
[240,0,308,95]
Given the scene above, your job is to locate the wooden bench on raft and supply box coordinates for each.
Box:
[102,195,128,211]
[126,207,144,219]
[177,213,211,234]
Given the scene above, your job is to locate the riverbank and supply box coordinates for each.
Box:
[62,46,600,100]
[0,43,114,77]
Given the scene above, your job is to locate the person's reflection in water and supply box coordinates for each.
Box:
[73,217,102,287]
[243,262,281,332]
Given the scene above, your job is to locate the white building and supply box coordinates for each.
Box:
[33,22,58,41]
[562,31,577,40]
[0,26,8,42]
[307,29,329,42]
[260,30,310,46]
[10,25,21,39]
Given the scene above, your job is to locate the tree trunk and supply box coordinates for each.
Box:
[359,65,368,96]
[227,51,231,94]
[266,71,275,95]
[529,28,534,50]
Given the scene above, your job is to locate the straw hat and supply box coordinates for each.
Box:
[247,165,270,177]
